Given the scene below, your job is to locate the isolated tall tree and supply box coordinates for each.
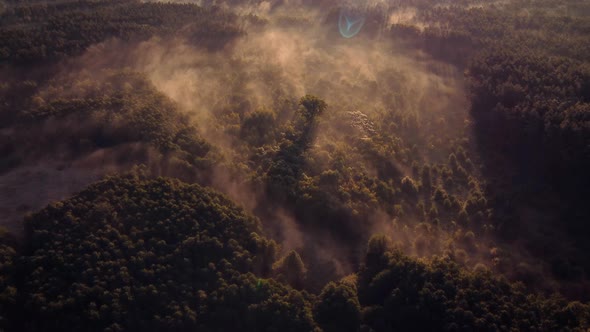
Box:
[299,95,327,121]
[273,250,307,290]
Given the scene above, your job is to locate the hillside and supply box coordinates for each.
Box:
[0,0,589,330]
[0,172,587,331]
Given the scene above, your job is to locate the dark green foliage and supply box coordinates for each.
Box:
[0,0,589,330]
[357,244,590,331]
[273,250,307,290]
[247,288,318,332]
[1,70,214,177]
[240,110,277,147]
[386,0,590,289]
[0,230,17,330]
[0,0,242,63]
[314,281,361,332]
[461,10,590,285]
[400,176,419,197]
[15,172,318,331]
[299,95,327,122]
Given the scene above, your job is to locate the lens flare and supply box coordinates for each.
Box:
[338,8,365,38]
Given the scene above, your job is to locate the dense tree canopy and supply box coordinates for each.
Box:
[0,0,242,63]
[357,241,590,331]
[7,171,318,331]
[386,0,590,295]
[0,70,215,178]
[0,0,589,330]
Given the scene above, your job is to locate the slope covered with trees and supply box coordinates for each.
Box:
[387,0,590,296]
[7,170,317,331]
[1,172,588,331]
[3,70,213,161]
[356,235,590,331]
[0,0,589,330]
[0,0,242,63]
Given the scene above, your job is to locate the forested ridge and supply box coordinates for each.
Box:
[388,1,590,294]
[0,0,242,63]
[0,0,589,330]
[1,171,589,331]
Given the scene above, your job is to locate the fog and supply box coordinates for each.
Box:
[1,0,483,284]
[125,1,474,280]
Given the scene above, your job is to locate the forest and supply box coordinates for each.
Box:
[0,0,589,330]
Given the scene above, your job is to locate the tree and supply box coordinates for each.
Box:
[299,95,327,121]
[241,110,277,146]
[16,173,314,331]
[273,251,307,290]
[314,282,361,332]
[400,176,419,197]
[421,165,432,192]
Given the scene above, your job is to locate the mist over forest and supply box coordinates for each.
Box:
[0,0,589,330]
